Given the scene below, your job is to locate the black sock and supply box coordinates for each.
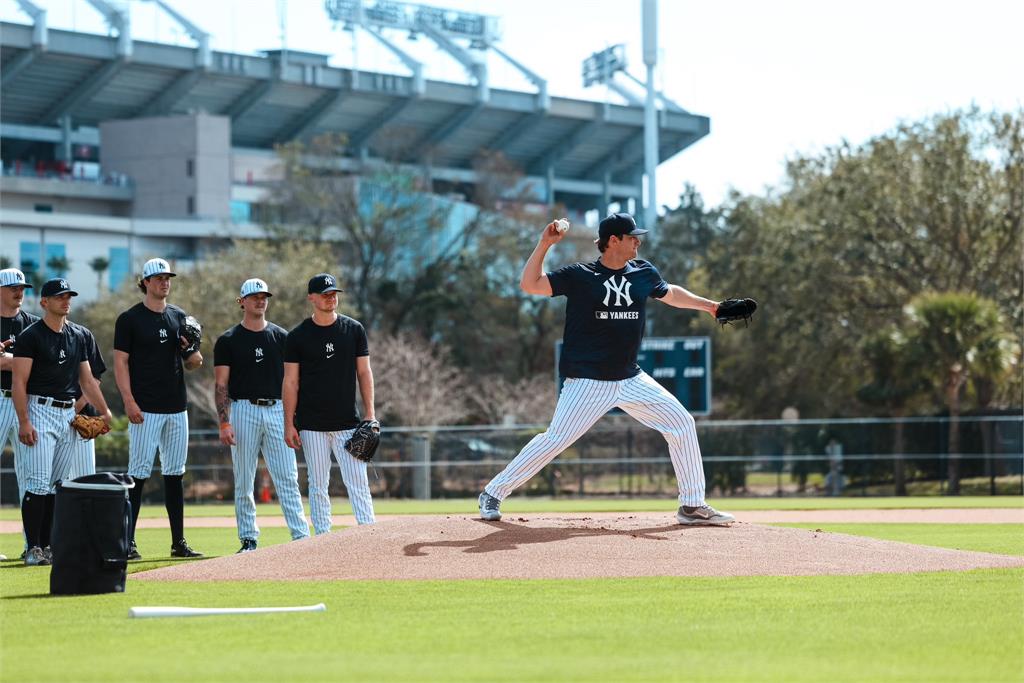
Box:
[21,493,45,549]
[128,477,147,541]
[40,494,56,548]
[163,475,184,544]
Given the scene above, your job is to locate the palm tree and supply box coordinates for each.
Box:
[857,328,928,495]
[904,292,1011,495]
[89,256,110,295]
[46,255,70,278]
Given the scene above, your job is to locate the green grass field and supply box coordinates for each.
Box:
[2,502,1022,683]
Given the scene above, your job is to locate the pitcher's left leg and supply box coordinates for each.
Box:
[617,372,706,506]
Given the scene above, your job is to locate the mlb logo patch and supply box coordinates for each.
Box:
[595,311,609,319]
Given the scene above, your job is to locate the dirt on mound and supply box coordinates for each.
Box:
[134,513,1024,582]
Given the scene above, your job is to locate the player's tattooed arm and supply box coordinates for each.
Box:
[214,366,231,424]
[214,365,235,446]
[215,384,230,424]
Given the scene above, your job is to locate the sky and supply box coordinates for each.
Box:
[4,0,1022,209]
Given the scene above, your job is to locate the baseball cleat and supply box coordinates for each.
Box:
[170,539,204,558]
[24,546,50,566]
[127,541,142,560]
[42,546,53,563]
[478,492,502,521]
[237,539,258,554]
[676,504,735,526]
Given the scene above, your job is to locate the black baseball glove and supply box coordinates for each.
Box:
[180,315,202,357]
[345,419,381,462]
[716,298,758,327]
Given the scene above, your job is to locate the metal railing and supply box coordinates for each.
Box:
[1,415,1020,505]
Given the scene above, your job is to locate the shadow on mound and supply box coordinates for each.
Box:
[134,514,1024,583]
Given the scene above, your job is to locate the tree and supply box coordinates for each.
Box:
[856,328,930,494]
[261,133,479,333]
[902,292,1014,494]
[697,109,1023,418]
[89,256,110,295]
[371,332,470,426]
[46,255,70,278]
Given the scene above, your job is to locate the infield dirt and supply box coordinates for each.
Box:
[134,513,1024,582]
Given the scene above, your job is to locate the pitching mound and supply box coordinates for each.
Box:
[134,514,1024,582]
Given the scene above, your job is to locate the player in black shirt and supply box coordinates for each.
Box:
[1,268,39,561]
[479,213,735,526]
[12,278,112,566]
[113,258,203,559]
[214,278,310,552]
[283,273,376,534]
[1,269,40,511]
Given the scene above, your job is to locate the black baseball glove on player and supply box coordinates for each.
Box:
[716,298,757,327]
[180,315,202,357]
[345,419,381,462]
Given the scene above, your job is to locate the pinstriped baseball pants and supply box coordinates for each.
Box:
[230,401,309,541]
[300,429,375,534]
[20,399,78,496]
[127,411,188,478]
[3,397,95,500]
[63,430,96,482]
[485,371,708,507]
[0,396,26,502]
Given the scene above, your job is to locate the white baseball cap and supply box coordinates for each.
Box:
[142,258,176,279]
[240,278,273,298]
[0,268,32,288]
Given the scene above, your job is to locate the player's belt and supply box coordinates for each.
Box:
[35,396,74,409]
[249,398,279,406]
[0,389,11,398]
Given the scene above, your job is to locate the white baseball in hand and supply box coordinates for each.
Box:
[555,219,570,234]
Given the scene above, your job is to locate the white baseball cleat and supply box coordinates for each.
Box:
[478,492,502,521]
[676,504,735,526]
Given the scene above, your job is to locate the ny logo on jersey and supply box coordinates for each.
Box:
[325,343,335,354]
[59,350,66,359]
[159,328,168,338]
[255,347,264,357]
[602,276,633,307]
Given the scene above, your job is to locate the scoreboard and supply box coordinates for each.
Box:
[555,336,712,415]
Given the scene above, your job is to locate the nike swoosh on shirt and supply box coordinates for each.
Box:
[255,359,264,363]
[326,354,335,359]
[58,360,67,364]
[159,339,168,344]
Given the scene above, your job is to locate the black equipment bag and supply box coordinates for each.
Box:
[49,473,135,595]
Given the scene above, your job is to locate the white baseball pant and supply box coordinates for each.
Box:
[1,395,28,505]
[230,401,309,541]
[20,398,78,496]
[64,430,96,483]
[300,428,375,534]
[484,371,707,506]
[128,410,188,478]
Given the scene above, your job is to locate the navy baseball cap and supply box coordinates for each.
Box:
[307,273,344,294]
[40,278,79,297]
[597,212,649,241]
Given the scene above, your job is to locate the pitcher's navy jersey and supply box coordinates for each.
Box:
[548,259,669,381]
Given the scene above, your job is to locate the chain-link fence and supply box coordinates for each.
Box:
[1,415,1020,505]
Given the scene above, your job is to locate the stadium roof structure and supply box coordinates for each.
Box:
[0,15,709,208]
